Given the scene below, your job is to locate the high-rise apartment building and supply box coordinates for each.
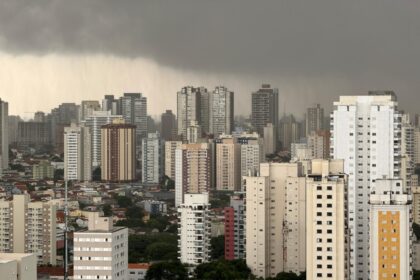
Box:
[164,141,182,180]
[0,194,56,265]
[175,143,211,207]
[306,104,324,136]
[178,193,211,265]
[245,162,306,278]
[7,115,20,147]
[64,123,92,181]
[306,159,348,280]
[401,114,416,187]
[161,110,177,141]
[142,132,164,185]
[251,84,279,139]
[17,121,51,147]
[186,120,202,144]
[215,135,240,191]
[83,111,123,167]
[224,193,245,260]
[79,100,101,121]
[412,186,420,225]
[369,178,412,280]
[102,95,120,115]
[238,132,264,188]
[101,120,136,182]
[307,130,330,159]
[209,86,234,137]
[177,86,207,140]
[415,128,420,165]
[120,93,147,154]
[263,123,276,154]
[279,114,302,151]
[0,99,8,175]
[74,212,128,280]
[331,92,402,280]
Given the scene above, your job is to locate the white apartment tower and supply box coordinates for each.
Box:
[238,132,264,188]
[74,212,128,280]
[64,123,92,181]
[83,110,123,167]
[0,99,8,175]
[164,141,182,180]
[175,143,211,207]
[209,86,234,137]
[177,193,211,265]
[245,162,306,278]
[142,132,164,185]
[331,91,402,280]
[306,159,348,280]
[0,194,56,265]
[369,178,412,280]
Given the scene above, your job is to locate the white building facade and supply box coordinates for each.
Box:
[331,92,401,280]
[177,193,211,265]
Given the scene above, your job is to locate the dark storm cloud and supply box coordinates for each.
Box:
[1,0,420,114]
[1,0,420,75]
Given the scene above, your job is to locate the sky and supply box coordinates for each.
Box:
[1,0,420,118]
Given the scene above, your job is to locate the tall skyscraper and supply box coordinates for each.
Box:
[245,162,306,278]
[331,92,402,280]
[251,84,279,138]
[224,193,245,260]
[164,141,182,180]
[307,130,331,159]
[74,212,128,280]
[263,123,276,154]
[279,114,302,151]
[0,194,56,265]
[0,99,8,175]
[83,110,123,167]
[161,110,177,141]
[177,86,207,140]
[175,143,211,207]
[369,178,412,280]
[238,132,265,188]
[178,193,211,265]
[64,123,92,181]
[101,120,136,182]
[215,135,240,191]
[209,86,234,137]
[120,93,148,154]
[7,115,20,147]
[306,104,324,136]
[142,132,164,185]
[306,159,348,280]
[79,100,101,121]
[102,94,120,115]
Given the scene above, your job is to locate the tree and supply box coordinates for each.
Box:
[102,204,112,217]
[195,259,251,280]
[210,235,225,260]
[128,233,178,263]
[92,167,101,181]
[145,261,188,280]
[414,223,420,240]
[54,169,64,181]
[117,196,133,208]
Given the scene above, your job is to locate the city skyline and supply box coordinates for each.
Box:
[1,1,420,117]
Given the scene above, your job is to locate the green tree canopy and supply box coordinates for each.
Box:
[195,259,251,280]
[145,261,188,280]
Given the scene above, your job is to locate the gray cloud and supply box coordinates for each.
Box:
[0,0,420,114]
